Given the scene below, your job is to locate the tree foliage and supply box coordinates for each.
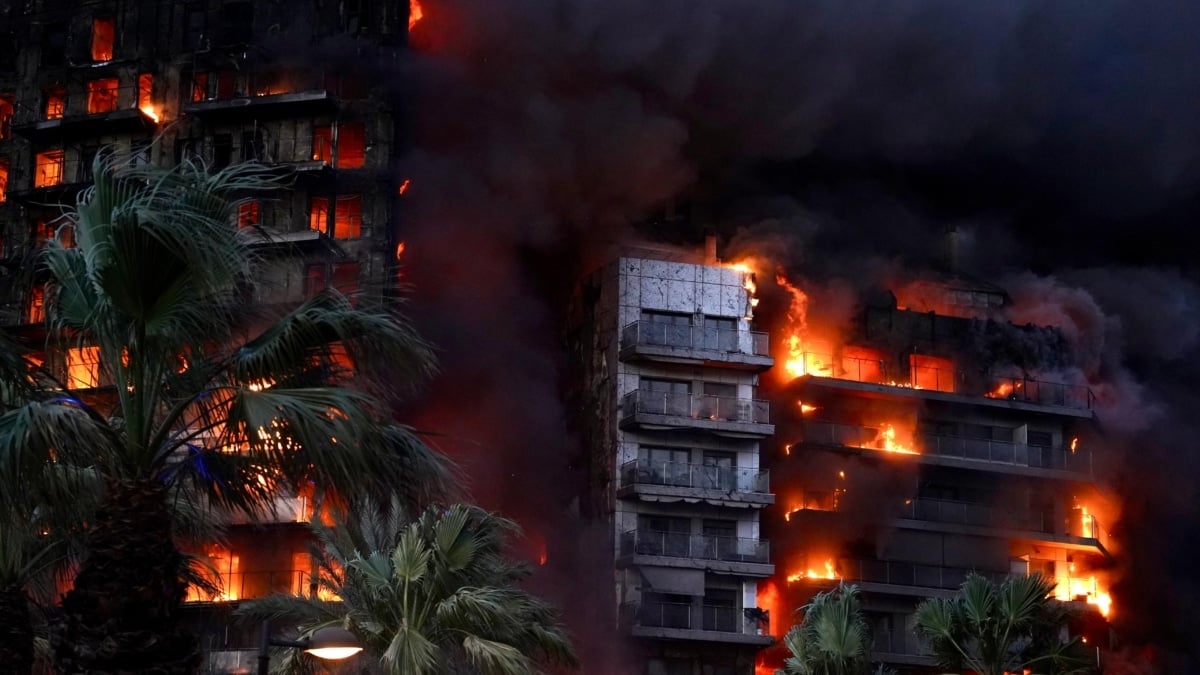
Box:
[783,582,890,675]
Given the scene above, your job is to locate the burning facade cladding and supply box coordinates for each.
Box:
[0,0,410,671]
[571,242,1114,675]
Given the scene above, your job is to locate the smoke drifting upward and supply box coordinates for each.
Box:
[395,1,1200,671]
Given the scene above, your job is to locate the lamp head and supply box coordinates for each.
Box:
[303,626,363,660]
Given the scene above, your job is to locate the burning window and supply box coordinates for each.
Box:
[86,78,120,114]
[27,285,45,323]
[66,346,101,389]
[91,17,115,61]
[312,122,367,168]
[185,545,241,602]
[249,71,287,97]
[35,150,65,188]
[0,95,12,139]
[909,354,956,392]
[190,72,208,102]
[308,194,362,238]
[137,73,158,121]
[841,345,887,384]
[236,201,260,228]
[0,159,7,203]
[44,89,66,120]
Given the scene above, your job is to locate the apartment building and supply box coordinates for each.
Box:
[0,1,409,671]
[570,248,778,675]
[773,278,1112,672]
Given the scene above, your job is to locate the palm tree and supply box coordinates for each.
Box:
[238,499,578,674]
[782,582,873,675]
[913,573,1092,675]
[0,156,448,673]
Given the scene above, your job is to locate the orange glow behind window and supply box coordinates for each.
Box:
[337,123,366,168]
[137,73,153,110]
[45,91,65,120]
[191,73,208,102]
[27,285,45,324]
[910,354,956,392]
[86,78,119,114]
[309,195,362,239]
[66,346,100,389]
[0,160,7,203]
[35,150,65,187]
[0,96,12,140]
[91,17,115,61]
[237,201,259,228]
[312,126,333,163]
[186,545,241,602]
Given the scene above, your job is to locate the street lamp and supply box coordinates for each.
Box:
[257,623,363,675]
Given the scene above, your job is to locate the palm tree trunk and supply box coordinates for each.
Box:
[0,583,33,674]
[51,478,200,674]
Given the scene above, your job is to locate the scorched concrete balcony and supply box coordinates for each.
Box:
[834,558,1007,596]
[897,497,1111,554]
[620,390,774,438]
[618,459,774,507]
[619,321,773,371]
[618,530,774,577]
[622,600,773,645]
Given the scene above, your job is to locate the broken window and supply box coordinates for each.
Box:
[91,17,115,61]
[0,159,7,203]
[78,146,100,183]
[86,78,120,114]
[241,129,267,162]
[35,150,65,187]
[44,89,66,120]
[213,134,233,168]
[175,137,203,164]
[66,346,101,389]
[311,122,366,168]
[129,141,151,168]
[308,194,362,238]
[0,95,12,140]
[236,201,260,228]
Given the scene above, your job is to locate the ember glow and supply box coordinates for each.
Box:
[398,177,411,195]
[408,0,423,31]
[798,401,817,414]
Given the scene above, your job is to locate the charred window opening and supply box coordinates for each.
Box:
[86,78,119,114]
[236,201,260,228]
[184,3,207,51]
[91,17,115,61]
[129,141,151,168]
[78,146,100,183]
[342,0,371,34]
[190,72,208,102]
[0,95,12,139]
[27,285,45,323]
[44,88,66,120]
[308,194,362,239]
[175,137,203,165]
[212,133,233,168]
[0,159,7,203]
[305,261,360,298]
[41,22,67,67]
[240,129,266,161]
[324,73,367,99]
[249,71,287,97]
[137,73,153,109]
[35,150,65,187]
[312,122,366,168]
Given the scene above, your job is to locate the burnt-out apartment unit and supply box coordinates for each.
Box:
[772,275,1113,672]
[571,247,778,675]
[0,1,409,671]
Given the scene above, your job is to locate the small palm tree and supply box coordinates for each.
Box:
[782,582,872,675]
[0,156,448,673]
[914,573,1092,675]
[239,499,578,674]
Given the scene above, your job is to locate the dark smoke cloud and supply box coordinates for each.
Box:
[395,0,1200,670]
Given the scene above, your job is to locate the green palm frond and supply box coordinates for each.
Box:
[460,634,535,675]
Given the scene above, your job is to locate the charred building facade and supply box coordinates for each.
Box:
[0,1,409,671]
[768,274,1113,672]
[571,249,777,675]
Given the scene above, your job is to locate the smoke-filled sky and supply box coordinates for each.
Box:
[391,1,1200,671]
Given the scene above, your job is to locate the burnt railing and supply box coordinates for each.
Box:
[621,321,769,357]
[620,459,769,494]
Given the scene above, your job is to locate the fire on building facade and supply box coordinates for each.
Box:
[0,0,410,671]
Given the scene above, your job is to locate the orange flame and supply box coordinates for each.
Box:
[877,424,917,454]
[139,106,161,123]
[1054,574,1112,617]
[776,273,825,379]
[787,559,840,583]
[1070,437,1079,452]
[798,401,817,414]
[409,0,424,30]
[395,241,407,260]
[398,178,411,195]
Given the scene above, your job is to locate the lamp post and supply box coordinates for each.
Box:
[257,622,363,675]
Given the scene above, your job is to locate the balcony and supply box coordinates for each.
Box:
[620,390,773,438]
[619,530,772,577]
[184,569,310,603]
[226,494,312,525]
[618,459,773,507]
[897,498,1110,554]
[985,376,1095,410]
[623,600,773,645]
[835,558,1007,595]
[871,629,936,666]
[798,420,1093,479]
[619,321,773,371]
[181,90,337,122]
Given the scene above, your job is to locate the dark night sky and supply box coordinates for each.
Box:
[387,2,1200,671]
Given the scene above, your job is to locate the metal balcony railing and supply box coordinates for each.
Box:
[801,420,884,448]
[986,375,1095,410]
[921,433,1092,474]
[872,629,934,657]
[627,600,742,633]
[899,497,1048,532]
[620,321,770,357]
[621,530,770,564]
[185,569,310,603]
[838,558,1007,590]
[620,459,769,494]
[621,390,771,425]
[226,494,312,525]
